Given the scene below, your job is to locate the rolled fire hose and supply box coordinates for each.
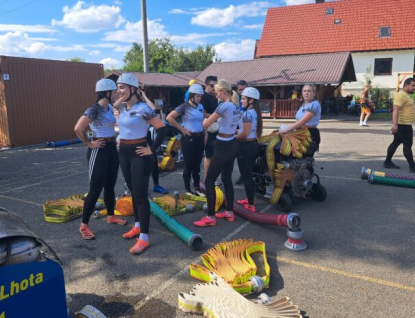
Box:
[76,305,107,318]
[46,138,82,148]
[361,166,415,181]
[149,200,203,250]
[233,204,301,229]
[179,272,302,318]
[368,173,415,189]
[43,194,84,223]
[189,239,270,295]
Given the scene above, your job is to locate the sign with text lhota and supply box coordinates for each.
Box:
[0,259,67,318]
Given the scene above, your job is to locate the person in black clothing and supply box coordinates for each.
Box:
[200,76,218,182]
[74,79,127,240]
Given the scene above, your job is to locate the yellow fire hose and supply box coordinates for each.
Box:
[189,239,270,295]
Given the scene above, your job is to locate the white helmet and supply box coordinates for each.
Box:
[207,122,219,133]
[117,73,139,88]
[241,87,260,100]
[95,79,117,92]
[188,84,204,95]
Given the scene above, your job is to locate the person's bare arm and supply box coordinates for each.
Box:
[279,112,314,135]
[390,105,400,134]
[166,110,190,136]
[203,113,220,129]
[236,122,251,140]
[74,115,104,148]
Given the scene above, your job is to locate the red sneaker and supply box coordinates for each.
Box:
[122,226,141,239]
[79,224,95,240]
[237,198,249,205]
[215,211,235,222]
[243,204,256,213]
[107,215,127,225]
[130,239,149,254]
[194,216,216,227]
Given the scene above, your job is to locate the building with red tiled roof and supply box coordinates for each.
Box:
[256,0,415,95]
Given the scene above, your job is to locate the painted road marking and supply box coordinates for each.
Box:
[277,257,415,293]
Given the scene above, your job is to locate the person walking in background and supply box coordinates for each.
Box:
[359,84,372,126]
[167,84,205,196]
[115,73,167,253]
[75,79,126,240]
[200,76,218,181]
[384,78,415,172]
[194,79,241,227]
[236,87,263,212]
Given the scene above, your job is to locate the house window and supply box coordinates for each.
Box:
[379,26,391,37]
[334,19,341,25]
[326,7,334,15]
[374,58,393,75]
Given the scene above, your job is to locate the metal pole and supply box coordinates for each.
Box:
[141,0,149,73]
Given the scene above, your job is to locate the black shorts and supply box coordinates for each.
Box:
[205,132,217,158]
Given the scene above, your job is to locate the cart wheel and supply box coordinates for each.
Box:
[310,184,327,202]
[276,193,292,212]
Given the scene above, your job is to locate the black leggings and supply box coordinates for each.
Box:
[308,127,321,150]
[386,124,415,167]
[147,132,159,186]
[82,142,119,224]
[119,142,153,233]
[181,134,205,191]
[237,141,258,205]
[205,139,239,216]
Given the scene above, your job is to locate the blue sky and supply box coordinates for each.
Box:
[0,0,320,69]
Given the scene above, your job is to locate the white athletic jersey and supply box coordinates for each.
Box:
[118,102,156,139]
[240,108,258,139]
[215,101,242,141]
[175,102,204,133]
[84,103,116,138]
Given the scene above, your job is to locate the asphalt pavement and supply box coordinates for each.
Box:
[0,115,414,318]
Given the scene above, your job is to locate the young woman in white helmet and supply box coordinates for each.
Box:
[114,73,167,254]
[75,78,127,240]
[194,79,242,227]
[235,87,263,212]
[167,84,206,196]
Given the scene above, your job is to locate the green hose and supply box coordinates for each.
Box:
[368,174,415,189]
[150,200,203,250]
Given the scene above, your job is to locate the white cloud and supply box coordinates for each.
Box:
[191,2,272,28]
[100,57,121,69]
[52,1,125,32]
[0,24,56,33]
[102,19,168,43]
[242,24,263,30]
[170,32,237,46]
[169,9,191,14]
[0,32,48,55]
[214,39,256,61]
[89,50,100,55]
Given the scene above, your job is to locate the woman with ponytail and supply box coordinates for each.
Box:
[115,73,167,254]
[75,79,126,240]
[235,87,263,212]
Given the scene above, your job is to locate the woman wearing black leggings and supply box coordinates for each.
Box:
[75,79,126,240]
[236,87,263,212]
[166,84,205,196]
[194,80,241,227]
[115,73,166,254]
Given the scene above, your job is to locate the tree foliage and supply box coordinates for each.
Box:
[68,57,85,63]
[123,37,216,73]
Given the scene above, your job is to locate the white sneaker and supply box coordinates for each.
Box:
[363,122,367,126]
[359,123,363,126]
[194,189,206,197]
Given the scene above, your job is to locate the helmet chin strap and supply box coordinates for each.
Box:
[125,86,136,102]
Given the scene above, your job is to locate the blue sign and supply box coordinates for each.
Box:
[0,259,67,318]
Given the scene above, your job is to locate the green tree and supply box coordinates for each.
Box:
[363,65,374,85]
[68,57,85,63]
[123,37,215,73]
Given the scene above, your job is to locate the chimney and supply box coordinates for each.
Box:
[316,0,325,3]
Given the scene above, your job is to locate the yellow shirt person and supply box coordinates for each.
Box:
[394,90,415,125]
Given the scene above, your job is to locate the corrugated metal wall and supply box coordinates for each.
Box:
[0,56,104,147]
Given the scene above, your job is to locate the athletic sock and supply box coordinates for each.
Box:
[139,233,149,242]
[135,222,140,229]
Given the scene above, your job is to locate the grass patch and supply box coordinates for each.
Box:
[370,112,392,120]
